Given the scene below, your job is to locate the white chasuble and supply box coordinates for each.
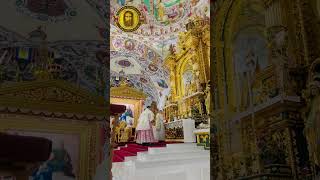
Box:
[136,108,154,131]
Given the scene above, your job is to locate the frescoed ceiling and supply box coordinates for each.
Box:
[110,0,210,108]
[0,0,108,97]
[111,0,210,56]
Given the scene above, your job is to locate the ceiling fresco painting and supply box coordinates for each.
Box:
[111,0,210,56]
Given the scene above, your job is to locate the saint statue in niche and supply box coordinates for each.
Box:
[245,49,257,84]
[240,49,258,109]
[124,11,134,26]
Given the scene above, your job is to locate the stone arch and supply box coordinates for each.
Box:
[213,0,267,112]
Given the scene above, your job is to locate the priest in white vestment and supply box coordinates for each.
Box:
[136,106,156,144]
[153,110,165,142]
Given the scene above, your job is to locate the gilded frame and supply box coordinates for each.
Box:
[0,114,100,180]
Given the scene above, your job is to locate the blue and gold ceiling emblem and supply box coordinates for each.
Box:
[115,6,142,32]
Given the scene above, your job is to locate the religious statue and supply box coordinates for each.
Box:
[246,49,257,85]
[205,82,211,115]
[239,49,258,110]
[305,81,320,170]
[192,62,202,92]
[124,11,134,26]
[32,141,75,180]
[47,141,75,177]
[185,82,189,96]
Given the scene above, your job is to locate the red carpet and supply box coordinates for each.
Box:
[112,142,182,162]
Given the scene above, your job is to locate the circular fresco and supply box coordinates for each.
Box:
[124,39,135,51]
[148,63,158,72]
[115,6,142,32]
[118,59,132,67]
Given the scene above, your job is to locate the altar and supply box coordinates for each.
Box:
[165,119,196,143]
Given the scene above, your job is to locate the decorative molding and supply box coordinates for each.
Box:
[0,80,107,118]
[0,114,101,180]
[110,85,147,100]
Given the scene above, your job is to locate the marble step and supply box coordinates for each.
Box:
[147,146,204,154]
[113,151,209,180]
[128,156,209,169]
[136,151,209,161]
[134,165,210,180]
[124,156,137,162]
[166,143,198,149]
[124,146,205,162]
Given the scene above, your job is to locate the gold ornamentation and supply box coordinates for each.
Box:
[110,85,147,100]
[0,80,107,117]
[115,6,142,32]
[164,16,210,119]
[0,115,100,180]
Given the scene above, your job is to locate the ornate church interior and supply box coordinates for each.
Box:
[110,0,210,179]
[0,0,108,180]
[211,0,320,179]
[1,0,320,180]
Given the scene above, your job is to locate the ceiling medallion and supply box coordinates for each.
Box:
[115,6,142,32]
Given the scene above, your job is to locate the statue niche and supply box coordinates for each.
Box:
[182,69,193,97]
[233,32,271,111]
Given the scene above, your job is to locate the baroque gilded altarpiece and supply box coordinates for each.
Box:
[164,16,210,121]
[0,80,108,180]
[212,0,320,179]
